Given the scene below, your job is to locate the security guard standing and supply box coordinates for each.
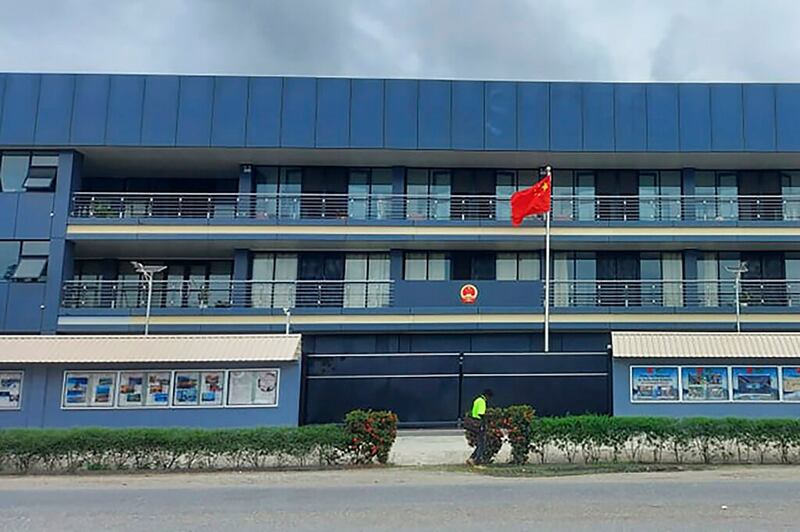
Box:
[466,388,493,466]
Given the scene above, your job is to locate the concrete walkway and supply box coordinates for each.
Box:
[390,429,510,466]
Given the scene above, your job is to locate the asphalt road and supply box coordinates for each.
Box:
[0,467,798,531]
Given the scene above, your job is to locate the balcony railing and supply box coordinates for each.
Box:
[61,280,394,310]
[550,280,800,308]
[70,192,800,223]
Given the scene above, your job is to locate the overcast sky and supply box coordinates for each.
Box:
[1,0,798,81]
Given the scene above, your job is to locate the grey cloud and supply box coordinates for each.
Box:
[0,0,798,81]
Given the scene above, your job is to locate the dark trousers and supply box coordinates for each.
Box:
[469,421,487,464]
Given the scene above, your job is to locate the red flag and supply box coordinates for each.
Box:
[510,174,551,226]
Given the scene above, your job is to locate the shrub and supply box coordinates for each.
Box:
[501,405,536,465]
[344,409,398,465]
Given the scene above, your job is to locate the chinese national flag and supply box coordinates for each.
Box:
[510,174,551,226]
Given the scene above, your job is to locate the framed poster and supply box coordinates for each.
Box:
[118,372,145,407]
[199,371,224,406]
[732,366,779,401]
[227,369,279,406]
[146,372,172,406]
[0,371,23,409]
[680,367,729,401]
[90,373,116,407]
[782,367,800,401]
[630,366,679,402]
[63,373,90,407]
[174,372,200,405]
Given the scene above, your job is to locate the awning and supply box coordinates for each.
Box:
[612,331,800,359]
[0,334,301,364]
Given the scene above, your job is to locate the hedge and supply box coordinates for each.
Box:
[0,409,398,473]
[465,413,800,465]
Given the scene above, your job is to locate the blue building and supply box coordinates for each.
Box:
[2,73,800,427]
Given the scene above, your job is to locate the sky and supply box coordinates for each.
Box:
[0,0,798,81]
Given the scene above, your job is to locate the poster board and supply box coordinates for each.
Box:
[731,367,779,401]
[0,371,23,409]
[227,369,279,406]
[630,366,679,402]
[680,367,729,401]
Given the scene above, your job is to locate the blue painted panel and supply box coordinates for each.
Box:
[4,283,44,332]
[350,79,384,148]
[70,75,109,145]
[679,84,711,151]
[315,78,350,148]
[646,84,679,151]
[550,83,582,151]
[418,80,451,149]
[517,82,549,150]
[211,77,247,147]
[281,77,316,147]
[776,84,800,151]
[385,79,417,148]
[14,193,53,238]
[106,76,144,146]
[35,75,74,145]
[614,84,646,151]
[485,82,516,150]
[0,75,5,138]
[582,83,614,151]
[0,283,8,332]
[141,75,179,146]
[175,76,213,146]
[743,84,776,151]
[0,74,40,145]
[246,77,281,147]
[451,81,484,150]
[0,194,18,238]
[710,84,744,151]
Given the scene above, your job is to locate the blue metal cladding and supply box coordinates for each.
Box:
[176,76,213,147]
[0,194,17,238]
[4,283,44,332]
[485,82,516,150]
[0,74,40,145]
[281,77,316,147]
[517,82,549,150]
[70,75,109,145]
[35,75,74,145]
[418,80,451,149]
[776,84,800,151]
[0,283,7,331]
[385,79,417,148]
[315,78,350,148]
[582,83,614,151]
[141,75,179,146]
[679,84,711,151]
[743,84,776,151]
[646,84,679,151]
[614,84,646,151]
[14,193,53,239]
[350,79,384,148]
[711,84,744,151]
[1,73,800,153]
[550,83,582,151]
[246,77,282,147]
[452,81,484,150]
[211,77,247,147]
[106,76,144,146]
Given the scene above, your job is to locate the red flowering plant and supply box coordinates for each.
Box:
[499,405,536,464]
[344,409,398,465]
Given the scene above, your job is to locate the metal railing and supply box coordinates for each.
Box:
[550,279,800,308]
[61,280,394,310]
[69,192,800,223]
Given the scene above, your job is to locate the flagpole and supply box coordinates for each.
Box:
[544,166,552,353]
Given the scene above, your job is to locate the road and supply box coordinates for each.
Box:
[0,467,797,531]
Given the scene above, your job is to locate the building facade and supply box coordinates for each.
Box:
[2,73,800,427]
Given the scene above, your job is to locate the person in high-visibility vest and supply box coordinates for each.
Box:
[466,388,493,466]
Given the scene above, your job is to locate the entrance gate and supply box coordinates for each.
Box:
[302,352,610,426]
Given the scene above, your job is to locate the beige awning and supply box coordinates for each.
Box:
[0,334,301,364]
[612,331,800,359]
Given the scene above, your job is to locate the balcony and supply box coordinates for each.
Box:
[61,280,394,310]
[68,192,800,224]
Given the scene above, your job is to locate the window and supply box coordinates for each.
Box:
[344,253,391,308]
[23,167,57,191]
[1,240,49,281]
[0,153,58,192]
[227,369,279,406]
[638,171,681,221]
[253,167,302,219]
[0,242,19,280]
[403,252,450,280]
[251,253,298,308]
[348,168,393,220]
[495,170,539,222]
[552,170,595,221]
[782,171,800,220]
[0,154,30,192]
[496,252,541,281]
[0,371,23,409]
[406,169,451,220]
[695,171,738,220]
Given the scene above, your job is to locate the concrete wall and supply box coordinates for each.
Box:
[0,361,301,428]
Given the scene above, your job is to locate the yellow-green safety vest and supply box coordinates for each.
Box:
[470,395,486,419]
